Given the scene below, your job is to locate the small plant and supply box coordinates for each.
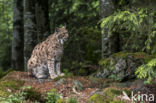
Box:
[0,86,42,103]
[67,97,78,103]
[0,92,26,103]
[21,86,42,102]
[46,88,61,103]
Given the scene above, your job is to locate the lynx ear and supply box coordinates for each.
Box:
[55,27,60,33]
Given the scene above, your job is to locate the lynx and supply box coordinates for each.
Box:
[27,26,68,79]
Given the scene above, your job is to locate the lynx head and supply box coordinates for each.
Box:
[55,26,68,45]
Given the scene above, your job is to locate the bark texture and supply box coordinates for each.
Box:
[100,0,118,58]
[24,0,37,71]
[12,0,24,70]
[36,0,50,42]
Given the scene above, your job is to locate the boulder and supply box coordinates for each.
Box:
[94,52,149,81]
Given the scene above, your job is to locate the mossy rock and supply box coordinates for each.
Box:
[87,88,124,103]
[112,52,154,63]
[95,52,153,81]
[103,88,122,98]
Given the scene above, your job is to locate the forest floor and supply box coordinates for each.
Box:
[1,71,156,103]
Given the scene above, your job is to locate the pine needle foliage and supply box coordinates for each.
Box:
[101,10,139,36]
[136,58,156,84]
[101,8,156,53]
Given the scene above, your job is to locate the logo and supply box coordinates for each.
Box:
[122,91,155,102]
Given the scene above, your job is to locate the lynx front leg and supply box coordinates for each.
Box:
[56,61,64,76]
[47,59,57,79]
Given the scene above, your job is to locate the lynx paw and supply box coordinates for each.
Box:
[50,74,58,79]
[57,73,64,76]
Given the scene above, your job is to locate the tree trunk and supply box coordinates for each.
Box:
[24,0,37,71]
[100,0,118,58]
[35,0,50,43]
[12,0,24,70]
[109,32,120,53]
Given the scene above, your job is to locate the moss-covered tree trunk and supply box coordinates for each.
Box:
[24,0,37,71]
[12,0,24,70]
[100,0,118,58]
[36,0,50,43]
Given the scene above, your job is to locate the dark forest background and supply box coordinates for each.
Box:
[0,0,155,82]
[0,0,101,74]
[0,0,156,102]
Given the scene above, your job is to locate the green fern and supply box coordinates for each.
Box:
[136,58,156,84]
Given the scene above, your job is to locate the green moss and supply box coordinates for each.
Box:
[0,89,10,97]
[99,52,137,68]
[133,52,153,63]
[113,52,154,63]
[112,52,150,60]
[134,52,149,57]
[112,52,133,58]
[0,80,24,90]
[103,87,122,102]
[110,100,124,103]
[0,79,24,97]
[99,58,110,67]
[87,94,104,103]
[103,88,122,102]
[57,98,64,103]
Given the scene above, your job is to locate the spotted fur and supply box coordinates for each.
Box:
[27,26,68,79]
